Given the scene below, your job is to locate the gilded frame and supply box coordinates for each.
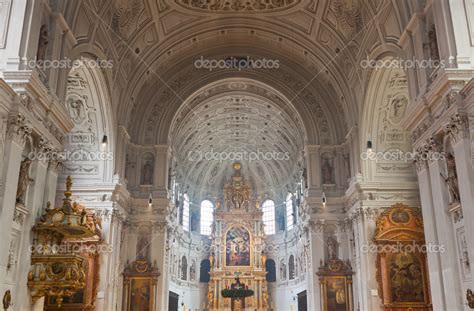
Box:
[126,276,154,311]
[223,224,254,270]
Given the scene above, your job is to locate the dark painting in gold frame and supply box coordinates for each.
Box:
[325,276,350,311]
[387,253,425,303]
[128,277,153,311]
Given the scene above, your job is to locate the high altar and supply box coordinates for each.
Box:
[207,163,269,311]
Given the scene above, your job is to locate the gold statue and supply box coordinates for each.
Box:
[467,289,474,309]
[209,253,215,268]
[3,290,11,310]
[207,290,214,308]
[262,291,268,308]
[260,252,267,268]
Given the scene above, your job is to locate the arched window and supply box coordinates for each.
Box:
[181,256,187,280]
[200,200,214,235]
[286,193,294,231]
[199,259,211,283]
[182,194,190,232]
[262,200,276,235]
[266,259,277,282]
[289,255,295,280]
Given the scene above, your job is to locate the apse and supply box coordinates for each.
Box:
[169,78,307,200]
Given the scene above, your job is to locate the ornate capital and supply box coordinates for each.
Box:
[6,113,32,146]
[309,219,325,233]
[445,113,469,143]
[152,221,166,234]
[413,136,442,172]
[349,206,379,222]
[336,218,351,233]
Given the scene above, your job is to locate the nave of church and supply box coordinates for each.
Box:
[0,0,474,310]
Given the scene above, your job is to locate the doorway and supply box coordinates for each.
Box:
[168,291,179,311]
[297,290,308,311]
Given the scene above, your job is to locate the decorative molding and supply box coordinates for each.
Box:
[175,0,300,12]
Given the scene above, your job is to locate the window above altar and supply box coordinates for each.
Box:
[262,199,276,235]
[200,200,214,235]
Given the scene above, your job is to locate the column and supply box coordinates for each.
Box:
[14,156,49,310]
[154,145,169,196]
[414,151,446,310]
[0,114,30,295]
[447,114,474,283]
[96,206,125,311]
[427,150,463,309]
[351,207,380,311]
[305,145,320,195]
[309,219,325,309]
[152,221,167,310]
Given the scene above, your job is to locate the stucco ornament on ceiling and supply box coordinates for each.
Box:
[177,0,300,11]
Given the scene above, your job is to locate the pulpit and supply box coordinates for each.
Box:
[206,163,269,310]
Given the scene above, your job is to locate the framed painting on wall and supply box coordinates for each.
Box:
[123,260,160,311]
[128,277,153,311]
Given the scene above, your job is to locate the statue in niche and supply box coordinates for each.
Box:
[209,253,215,268]
[280,259,287,280]
[444,153,460,203]
[343,153,351,183]
[136,232,151,261]
[321,156,334,184]
[16,159,34,203]
[181,256,187,280]
[327,236,338,259]
[68,98,86,124]
[428,25,440,61]
[190,260,196,281]
[36,24,49,61]
[260,252,267,269]
[390,95,407,123]
[141,153,154,185]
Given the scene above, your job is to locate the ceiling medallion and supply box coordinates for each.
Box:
[177,0,299,12]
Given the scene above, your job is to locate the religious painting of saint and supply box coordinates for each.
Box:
[129,278,152,311]
[388,253,425,303]
[326,278,347,311]
[226,226,251,266]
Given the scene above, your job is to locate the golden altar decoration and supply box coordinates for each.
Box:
[316,255,354,311]
[374,203,432,311]
[27,176,101,307]
[207,163,269,310]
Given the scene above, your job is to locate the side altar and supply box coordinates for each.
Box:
[207,163,269,311]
